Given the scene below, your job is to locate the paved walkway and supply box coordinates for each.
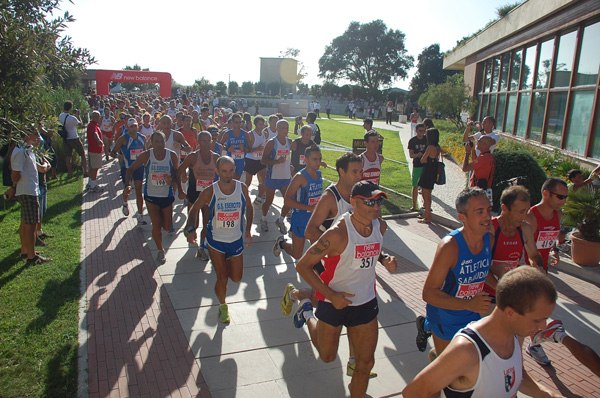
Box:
[80,151,600,397]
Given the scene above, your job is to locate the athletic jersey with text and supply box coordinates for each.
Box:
[527,205,560,269]
[443,327,521,398]
[317,212,382,306]
[483,218,524,296]
[246,129,266,161]
[225,129,247,171]
[143,149,174,198]
[101,117,113,132]
[426,229,491,327]
[291,169,323,228]
[291,138,315,172]
[207,180,246,243]
[266,137,291,180]
[121,133,146,168]
[190,152,216,192]
[360,152,382,184]
[139,124,153,138]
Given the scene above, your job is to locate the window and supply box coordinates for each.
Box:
[500,53,510,91]
[505,94,518,134]
[484,62,492,93]
[575,21,600,86]
[510,50,522,91]
[565,91,595,154]
[552,30,577,88]
[488,95,497,119]
[522,45,537,90]
[535,39,554,89]
[496,94,507,131]
[515,93,531,137]
[592,103,600,159]
[545,92,568,147]
[530,92,547,142]
[491,58,500,92]
[480,95,489,120]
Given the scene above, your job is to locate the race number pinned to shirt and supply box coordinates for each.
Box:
[276,149,290,159]
[299,155,306,165]
[353,243,381,270]
[232,148,244,159]
[456,281,485,298]
[196,179,212,190]
[217,211,240,228]
[308,197,320,206]
[151,173,169,186]
[536,230,559,250]
[130,148,143,160]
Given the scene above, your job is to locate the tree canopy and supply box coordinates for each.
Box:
[0,0,94,140]
[318,20,414,95]
[409,44,459,101]
[418,74,476,128]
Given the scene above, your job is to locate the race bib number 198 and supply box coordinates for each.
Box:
[151,173,168,186]
[217,211,240,228]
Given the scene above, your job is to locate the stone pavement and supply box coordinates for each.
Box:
[80,151,600,397]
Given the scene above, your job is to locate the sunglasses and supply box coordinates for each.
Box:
[547,191,568,200]
[361,198,385,207]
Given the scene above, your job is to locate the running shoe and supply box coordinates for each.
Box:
[137,213,147,226]
[416,315,431,352]
[122,203,129,217]
[293,299,313,328]
[346,362,378,378]
[169,225,176,234]
[254,197,263,206]
[273,235,285,257]
[156,250,166,264]
[286,212,292,221]
[197,247,209,261]
[526,343,551,366]
[281,283,296,316]
[275,218,288,235]
[260,219,268,232]
[531,320,567,345]
[218,304,230,323]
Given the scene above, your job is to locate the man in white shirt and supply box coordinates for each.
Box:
[463,116,500,156]
[59,100,88,177]
[11,130,51,264]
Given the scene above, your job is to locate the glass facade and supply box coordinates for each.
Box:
[475,18,600,160]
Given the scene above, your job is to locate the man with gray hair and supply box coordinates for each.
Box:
[86,110,104,192]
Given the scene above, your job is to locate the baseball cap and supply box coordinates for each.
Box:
[351,181,388,200]
[127,118,138,127]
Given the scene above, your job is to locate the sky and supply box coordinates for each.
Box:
[59,0,514,90]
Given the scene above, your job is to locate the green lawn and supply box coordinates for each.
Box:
[289,118,413,214]
[0,171,82,398]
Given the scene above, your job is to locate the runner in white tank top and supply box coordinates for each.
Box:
[360,131,384,185]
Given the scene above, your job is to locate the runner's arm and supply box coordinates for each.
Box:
[377,219,397,272]
[296,227,352,309]
[242,183,253,247]
[402,336,479,397]
[522,222,545,269]
[124,151,150,186]
[422,237,491,313]
[283,173,312,211]
[260,140,283,165]
[170,151,182,194]
[518,339,564,397]
[185,186,213,243]
[176,152,195,183]
[304,191,336,242]
[110,136,125,158]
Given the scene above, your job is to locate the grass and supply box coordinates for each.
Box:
[0,170,83,398]
[288,117,413,215]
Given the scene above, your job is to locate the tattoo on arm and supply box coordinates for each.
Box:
[310,238,330,255]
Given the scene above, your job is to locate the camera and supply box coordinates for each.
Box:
[463,141,474,147]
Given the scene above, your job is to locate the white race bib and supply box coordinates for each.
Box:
[130,148,143,160]
[151,173,168,186]
[216,211,240,229]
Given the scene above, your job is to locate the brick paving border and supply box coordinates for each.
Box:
[80,161,211,398]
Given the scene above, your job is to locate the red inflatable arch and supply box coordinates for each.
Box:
[95,69,172,98]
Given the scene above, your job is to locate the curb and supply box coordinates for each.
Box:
[77,179,89,398]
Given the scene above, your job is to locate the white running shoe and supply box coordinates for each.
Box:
[275,218,287,235]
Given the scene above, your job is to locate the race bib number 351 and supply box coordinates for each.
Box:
[353,243,380,270]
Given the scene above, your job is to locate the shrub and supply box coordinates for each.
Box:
[491,149,547,212]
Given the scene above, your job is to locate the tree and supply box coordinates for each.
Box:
[215,81,227,95]
[193,77,213,93]
[228,81,239,95]
[318,20,414,96]
[241,81,254,95]
[0,0,94,142]
[418,74,476,128]
[409,44,459,101]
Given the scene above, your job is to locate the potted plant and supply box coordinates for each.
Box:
[561,186,600,267]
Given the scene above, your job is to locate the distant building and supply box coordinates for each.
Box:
[260,58,298,94]
[444,0,600,161]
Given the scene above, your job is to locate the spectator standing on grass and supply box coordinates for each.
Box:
[385,101,394,125]
[408,123,428,211]
[410,108,420,137]
[11,130,52,265]
[86,111,104,192]
[326,100,331,119]
[417,128,441,224]
[35,131,53,246]
[58,101,88,178]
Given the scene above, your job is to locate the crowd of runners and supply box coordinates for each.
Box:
[64,92,600,397]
